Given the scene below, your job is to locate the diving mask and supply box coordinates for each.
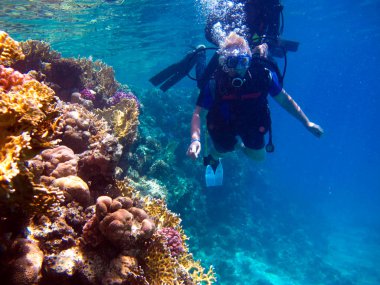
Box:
[224,54,251,69]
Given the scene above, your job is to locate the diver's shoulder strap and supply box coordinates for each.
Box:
[198,52,219,90]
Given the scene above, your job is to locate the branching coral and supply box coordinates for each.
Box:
[141,196,217,285]
[14,40,61,75]
[143,197,182,230]
[95,98,139,148]
[0,31,25,66]
[76,57,120,100]
[142,234,180,285]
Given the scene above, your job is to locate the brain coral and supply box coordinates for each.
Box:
[0,31,25,66]
[83,196,155,249]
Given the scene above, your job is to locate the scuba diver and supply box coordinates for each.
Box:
[150,0,319,186]
[186,32,323,186]
[150,0,298,92]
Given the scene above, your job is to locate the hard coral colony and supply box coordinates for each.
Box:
[0,31,216,285]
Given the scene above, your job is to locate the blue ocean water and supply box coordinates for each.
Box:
[1,0,380,284]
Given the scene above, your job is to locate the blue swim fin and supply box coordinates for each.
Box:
[214,159,223,186]
[205,165,215,187]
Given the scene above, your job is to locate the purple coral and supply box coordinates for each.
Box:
[157,227,185,257]
[80,88,96,101]
[109,90,141,109]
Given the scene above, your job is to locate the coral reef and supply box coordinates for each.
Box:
[0,64,63,218]
[0,31,215,285]
[10,38,123,109]
[0,31,25,66]
[53,103,123,191]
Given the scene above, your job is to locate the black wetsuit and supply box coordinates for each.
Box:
[196,62,282,152]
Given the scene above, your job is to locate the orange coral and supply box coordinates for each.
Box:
[0,65,61,213]
[0,31,25,66]
[0,65,55,128]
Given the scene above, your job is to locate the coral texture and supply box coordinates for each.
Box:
[0,31,25,66]
[156,227,185,257]
[95,98,139,148]
[0,65,62,215]
[52,175,91,207]
[83,196,155,249]
[27,145,79,185]
[7,238,44,285]
[54,103,123,190]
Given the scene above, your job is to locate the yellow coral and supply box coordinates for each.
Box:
[183,258,217,285]
[143,235,180,285]
[143,197,182,230]
[0,77,55,128]
[95,98,139,144]
[0,31,25,66]
[0,66,61,212]
[0,132,31,193]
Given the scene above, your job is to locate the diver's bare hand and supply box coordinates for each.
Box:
[253,43,268,58]
[187,141,201,160]
[306,122,324,138]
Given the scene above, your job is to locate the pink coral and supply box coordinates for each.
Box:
[0,65,32,91]
[157,227,185,257]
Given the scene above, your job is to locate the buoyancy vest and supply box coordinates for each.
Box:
[207,61,273,129]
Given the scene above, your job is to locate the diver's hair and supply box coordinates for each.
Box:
[219,32,252,56]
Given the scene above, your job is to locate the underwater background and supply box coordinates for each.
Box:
[1,0,380,284]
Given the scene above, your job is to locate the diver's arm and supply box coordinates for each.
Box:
[274,89,324,137]
[187,106,204,159]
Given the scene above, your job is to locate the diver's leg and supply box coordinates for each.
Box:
[241,146,266,161]
[239,126,267,161]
